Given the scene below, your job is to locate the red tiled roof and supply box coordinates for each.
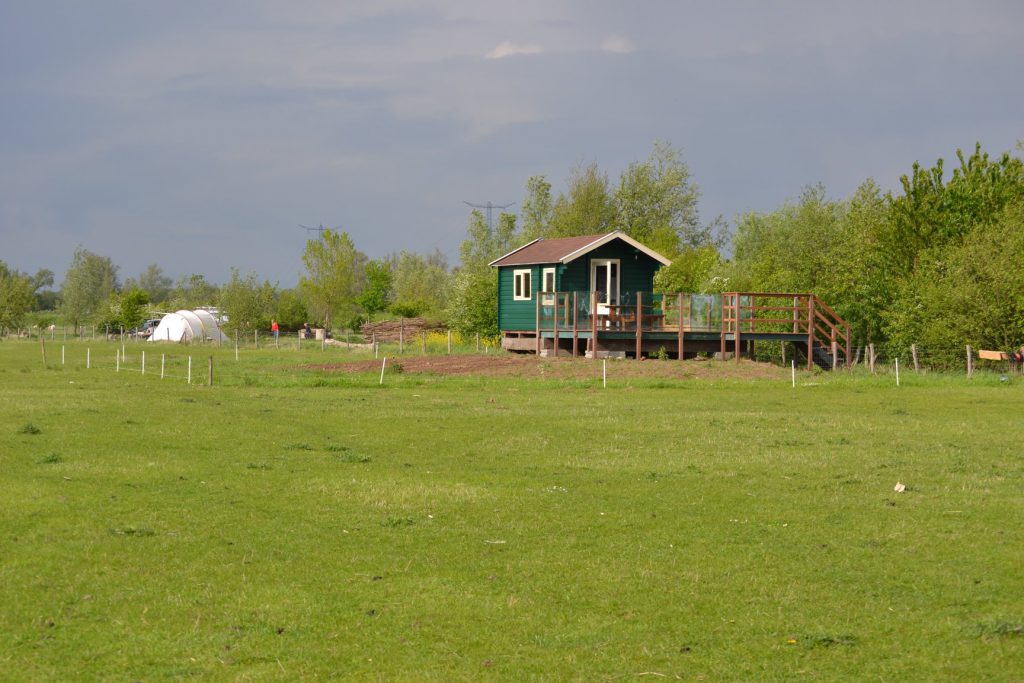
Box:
[489,234,610,266]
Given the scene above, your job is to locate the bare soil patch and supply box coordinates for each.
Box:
[306,353,789,381]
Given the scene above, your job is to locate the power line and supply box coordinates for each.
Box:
[298,224,340,239]
[462,201,514,231]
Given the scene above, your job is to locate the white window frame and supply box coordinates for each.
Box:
[513,269,532,301]
[541,267,556,305]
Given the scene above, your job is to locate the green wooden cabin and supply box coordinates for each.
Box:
[489,231,671,348]
[489,231,853,367]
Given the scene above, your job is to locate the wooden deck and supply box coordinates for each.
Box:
[506,291,851,370]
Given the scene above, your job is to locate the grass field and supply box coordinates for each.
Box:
[1,339,1022,680]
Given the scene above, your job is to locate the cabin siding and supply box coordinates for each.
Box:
[498,265,541,330]
[496,240,663,332]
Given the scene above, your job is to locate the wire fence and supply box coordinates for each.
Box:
[755,340,1024,376]
[17,327,503,386]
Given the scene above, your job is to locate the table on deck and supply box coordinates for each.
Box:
[603,305,665,330]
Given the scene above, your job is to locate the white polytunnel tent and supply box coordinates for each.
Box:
[148,309,229,343]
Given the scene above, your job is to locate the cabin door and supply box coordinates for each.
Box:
[590,259,620,315]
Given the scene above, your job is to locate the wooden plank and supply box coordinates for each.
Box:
[978,349,1008,361]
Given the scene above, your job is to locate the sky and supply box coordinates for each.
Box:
[2,1,1022,288]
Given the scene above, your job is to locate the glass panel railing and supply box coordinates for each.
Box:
[685,294,721,331]
[539,292,590,331]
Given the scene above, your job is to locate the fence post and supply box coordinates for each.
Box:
[208,356,213,386]
[447,330,452,355]
[476,332,480,352]
[188,356,192,384]
[87,347,91,369]
[868,343,876,373]
[831,341,838,370]
[422,330,427,354]
[966,344,973,378]
[41,338,47,368]
[161,353,165,379]
[399,319,404,354]
[911,344,920,373]
[142,350,145,375]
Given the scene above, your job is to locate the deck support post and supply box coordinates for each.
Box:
[735,295,742,363]
[635,291,643,359]
[535,294,541,355]
[806,296,816,371]
[572,292,579,357]
[590,291,598,358]
[677,293,684,361]
[720,293,727,359]
[553,292,559,357]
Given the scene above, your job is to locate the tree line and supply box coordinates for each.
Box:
[2,140,1021,355]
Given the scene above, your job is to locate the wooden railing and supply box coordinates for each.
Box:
[721,292,851,369]
[534,291,850,367]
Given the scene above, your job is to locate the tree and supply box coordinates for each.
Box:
[219,269,277,334]
[446,266,498,337]
[300,230,366,330]
[95,288,150,332]
[445,209,519,336]
[520,175,553,242]
[614,140,716,256]
[883,202,1024,358]
[881,143,1024,276]
[275,289,308,331]
[549,163,616,237]
[389,250,449,318]
[0,262,35,331]
[357,259,393,317]
[652,245,722,293]
[29,269,58,311]
[60,247,119,328]
[124,264,173,304]
[167,273,219,310]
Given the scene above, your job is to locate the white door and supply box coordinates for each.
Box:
[590,259,620,315]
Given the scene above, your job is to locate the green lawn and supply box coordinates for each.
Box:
[1,340,1022,680]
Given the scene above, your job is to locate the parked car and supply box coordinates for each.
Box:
[132,318,162,338]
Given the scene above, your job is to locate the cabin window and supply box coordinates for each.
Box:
[513,269,532,300]
[541,267,556,305]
